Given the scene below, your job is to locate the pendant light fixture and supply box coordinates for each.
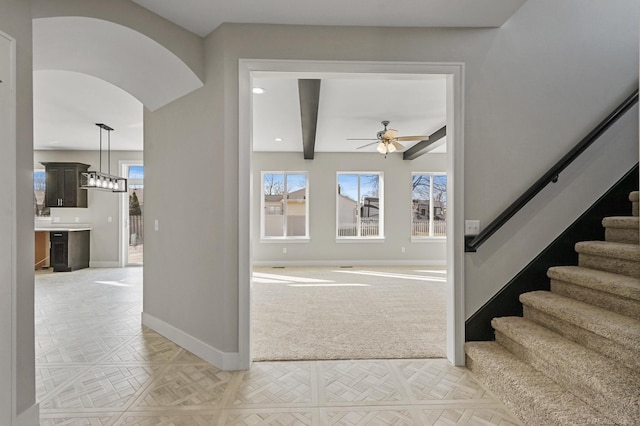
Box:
[80,123,128,193]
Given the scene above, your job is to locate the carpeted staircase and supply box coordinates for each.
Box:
[465,191,640,426]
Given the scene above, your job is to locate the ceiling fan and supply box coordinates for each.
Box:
[348,120,429,155]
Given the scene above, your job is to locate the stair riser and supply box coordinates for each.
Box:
[523,305,639,371]
[550,279,640,321]
[465,356,562,426]
[579,253,640,277]
[464,355,541,426]
[494,331,639,425]
[466,344,617,425]
[605,227,639,244]
[633,201,638,217]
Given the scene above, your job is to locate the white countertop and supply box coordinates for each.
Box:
[35,223,92,232]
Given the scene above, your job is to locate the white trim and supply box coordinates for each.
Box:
[253,259,446,267]
[15,403,39,426]
[260,171,309,239]
[142,312,241,371]
[411,237,447,243]
[0,30,17,425]
[336,171,384,239]
[335,238,385,243]
[239,59,465,368]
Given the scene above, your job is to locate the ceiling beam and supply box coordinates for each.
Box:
[298,79,321,160]
[403,126,446,160]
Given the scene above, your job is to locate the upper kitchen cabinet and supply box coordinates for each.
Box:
[41,162,90,208]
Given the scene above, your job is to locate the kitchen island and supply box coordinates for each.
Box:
[35,224,91,272]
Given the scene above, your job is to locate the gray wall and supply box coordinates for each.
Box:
[252,152,447,265]
[144,0,639,360]
[0,0,36,423]
[34,150,143,266]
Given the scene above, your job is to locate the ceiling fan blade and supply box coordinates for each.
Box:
[357,141,378,149]
[383,129,398,139]
[395,135,429,141]
[347,138,377,141]
[391,141,404,151]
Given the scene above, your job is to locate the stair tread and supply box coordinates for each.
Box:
[602,216,639,229]
[575,240,640,261]
[520,290,640,349]
[465,342,615,425]
[491,316,640,401]
[547,266,640,301]
[630,191,639,202]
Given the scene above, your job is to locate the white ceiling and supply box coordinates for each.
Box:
[34,70,143,151]
[33,0,527,153]
[130,0,526,37]
[252,75,447,154]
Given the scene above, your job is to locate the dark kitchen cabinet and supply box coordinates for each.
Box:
[41,162,90,208]
[50,231,90,272]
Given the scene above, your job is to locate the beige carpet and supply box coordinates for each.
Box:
[251,266,447,361]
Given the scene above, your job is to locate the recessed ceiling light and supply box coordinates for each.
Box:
[274,138,283,142]
[252,87,266,94]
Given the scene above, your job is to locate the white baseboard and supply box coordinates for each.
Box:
[252,260,447,267]
[16,402,39,426]
[89,261,120,268]
[141,312,241,371]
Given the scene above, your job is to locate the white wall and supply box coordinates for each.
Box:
[31,0,205,81]
[253,152,447,265]
[34,150,143,267]
[144,0,639,368]
[0,0,37,424]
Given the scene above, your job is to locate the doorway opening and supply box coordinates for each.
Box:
[238,60,465,370]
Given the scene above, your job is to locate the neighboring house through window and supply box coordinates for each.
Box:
[261,172,308,239]
[411,173,447,238]
[336,172,383,238]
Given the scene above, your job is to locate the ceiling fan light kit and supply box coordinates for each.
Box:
[350,120,428,157]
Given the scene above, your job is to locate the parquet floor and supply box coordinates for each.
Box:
[35,267,523,425]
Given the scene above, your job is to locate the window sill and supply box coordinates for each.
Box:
[335,237,386,243]
[411,236,447,243]
[260,237,310,244]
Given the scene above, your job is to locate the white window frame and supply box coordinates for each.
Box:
[336,172,384,240]
[260,171,309,241]
[411,172,447,241]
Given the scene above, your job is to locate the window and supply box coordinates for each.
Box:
[34,170,49,217]
[337,172,383,238]
[411,173,447,238]
[261,172,308,239]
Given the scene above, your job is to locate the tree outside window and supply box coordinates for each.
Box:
[34,170,49,217]
[412,173,447,238]
[261,172,308,238]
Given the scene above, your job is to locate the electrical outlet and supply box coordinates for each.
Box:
[53,217,60,223]
[107,216,112,223]
[401,246,405,253]
[154,219,159,231]
[465,220,480,235]
[74,217,79,223]
[282,247,287,254]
